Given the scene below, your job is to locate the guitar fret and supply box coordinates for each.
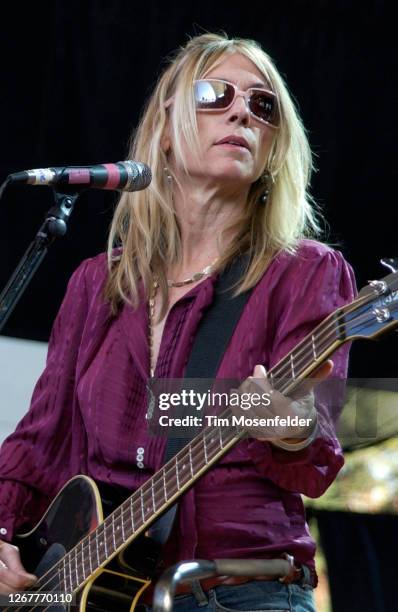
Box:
[121,505,126,543]
[68,551,73,592]
[80,541,86,581]
[130,496,135,532]
[74,546,79,587]
[103,527,108,559]
[290,353,296,379]
[218,427,224,449]
[311,334,317,360]
[140,488,145,523]
[151,478,156,512]
[62,557,69,592]
[95,533,101,567]
[112,513,117,552]
[117,513,122,548]
[87,535,93,575]
[163,467,168,501]
[189,444,194,477]
[176,457,180,490]
[203,436,208,464]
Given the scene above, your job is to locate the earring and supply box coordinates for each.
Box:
[163,167,172,182]
[259,171,273,205]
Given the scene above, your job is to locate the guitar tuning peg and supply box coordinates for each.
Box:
[380,258,398,273]
[368,280,388,295]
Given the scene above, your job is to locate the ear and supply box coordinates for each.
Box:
[161,120,171,153]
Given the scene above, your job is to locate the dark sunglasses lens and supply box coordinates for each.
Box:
[194,81,235,109]
[249,91,277,124]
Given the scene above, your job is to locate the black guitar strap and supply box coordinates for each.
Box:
[148,253,252,545]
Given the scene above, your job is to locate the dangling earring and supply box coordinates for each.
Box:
[163,166,172,182]
[260,170,274,205]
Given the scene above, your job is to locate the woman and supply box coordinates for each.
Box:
[0,33,355,610]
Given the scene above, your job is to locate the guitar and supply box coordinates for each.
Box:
[6,262,398,611]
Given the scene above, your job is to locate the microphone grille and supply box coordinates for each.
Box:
[123,160,152,191]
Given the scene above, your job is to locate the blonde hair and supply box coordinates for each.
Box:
[105,33,320,318]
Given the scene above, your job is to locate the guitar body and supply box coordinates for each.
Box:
[16,476,154,611]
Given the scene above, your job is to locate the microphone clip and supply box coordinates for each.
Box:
[42,189,80,238]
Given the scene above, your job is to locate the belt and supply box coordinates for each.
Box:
[140,565,306,605]
[175,569,303,594]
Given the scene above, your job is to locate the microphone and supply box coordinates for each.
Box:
[7,161,152,192]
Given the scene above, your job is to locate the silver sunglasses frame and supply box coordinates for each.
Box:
[193,78,279,128]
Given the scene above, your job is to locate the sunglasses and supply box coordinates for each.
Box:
[193,79,279,127]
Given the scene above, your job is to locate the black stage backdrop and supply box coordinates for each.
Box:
[0,0,396,379]
[0,2,396,609]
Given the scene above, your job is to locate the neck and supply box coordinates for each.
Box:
[171,177,249,274]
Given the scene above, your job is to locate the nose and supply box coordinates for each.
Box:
[227,92,251,126]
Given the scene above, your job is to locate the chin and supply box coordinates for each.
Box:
[211,162,254,181]
[216,170,254,186]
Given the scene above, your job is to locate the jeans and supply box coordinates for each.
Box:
[136,578,315,611]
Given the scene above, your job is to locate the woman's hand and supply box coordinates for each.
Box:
[231,360,334,443]
[0,540,36,593]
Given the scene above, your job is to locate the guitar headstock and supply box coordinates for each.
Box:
[343,258,398,341]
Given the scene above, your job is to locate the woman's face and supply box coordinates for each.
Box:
[168,52,277,190]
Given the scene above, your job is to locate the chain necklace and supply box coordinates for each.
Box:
[165,259,218,288]
[148,278,159,378]
[148,259,218,377]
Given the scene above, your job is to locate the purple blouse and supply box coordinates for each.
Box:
[0,239,356,577]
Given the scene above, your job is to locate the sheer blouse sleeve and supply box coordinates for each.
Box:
[246,247,357,498]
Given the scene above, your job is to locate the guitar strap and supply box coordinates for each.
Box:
[148,253,253,545]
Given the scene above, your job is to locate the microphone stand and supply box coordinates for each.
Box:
[0,188,81,333]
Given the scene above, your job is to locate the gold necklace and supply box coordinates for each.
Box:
[148,259,218,377]
[166,258,218,288]
[148,278,159,378]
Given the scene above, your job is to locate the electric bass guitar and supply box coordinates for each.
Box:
[7,261,398,611]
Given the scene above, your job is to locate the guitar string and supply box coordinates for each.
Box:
[10,287,398,611]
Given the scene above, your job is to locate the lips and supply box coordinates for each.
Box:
[215,135,251,151]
